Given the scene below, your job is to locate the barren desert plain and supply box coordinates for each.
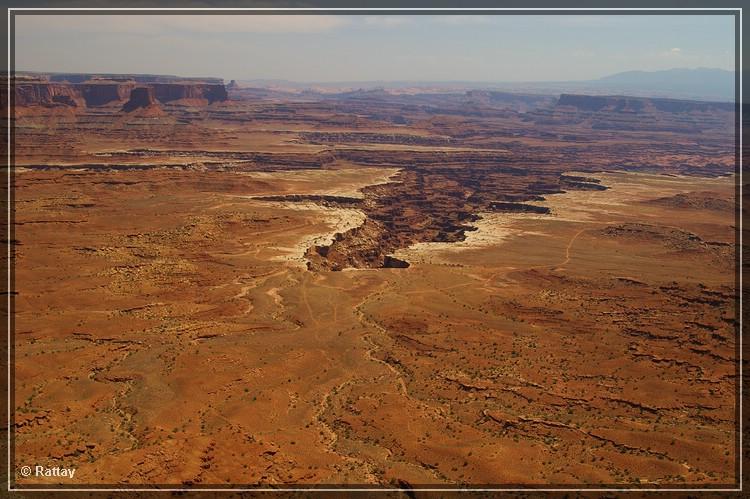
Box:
[6,74,739,487]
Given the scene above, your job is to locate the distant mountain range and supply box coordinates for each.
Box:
[237,68,735,103]
[487,68,735,102]
[590,68,734,102]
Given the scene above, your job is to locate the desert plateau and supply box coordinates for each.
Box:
[6,70,738,488]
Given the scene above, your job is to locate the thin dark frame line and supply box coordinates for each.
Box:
[5,6,744,493]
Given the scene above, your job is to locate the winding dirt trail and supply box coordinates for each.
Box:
[555,227,589,270]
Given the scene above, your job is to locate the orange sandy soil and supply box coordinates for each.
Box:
[13,167,736,487]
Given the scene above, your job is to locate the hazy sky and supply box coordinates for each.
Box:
[14,14,735,82]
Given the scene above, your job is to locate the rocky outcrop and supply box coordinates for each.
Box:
[643,192,734,212]
[383,255,410,268]
[252,194,362,207]
[13,81,134,109]
[151,83,228,105]
[14,82,85,108]
[305,219,402,271]
[489,202,551,214]
[80,82,134,107]
[12,76,228,112]
[560,174,608,191]
[122,87,162,114]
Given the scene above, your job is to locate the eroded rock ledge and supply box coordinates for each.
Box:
[10,75,228,113]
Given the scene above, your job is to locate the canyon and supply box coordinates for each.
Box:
[8,74,739,488]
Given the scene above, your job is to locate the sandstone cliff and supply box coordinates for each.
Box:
[121,86,163,115]
[14,82,86,108]
[12,75,228,113]
[80,82,135,107]
[152,83,228,106]
[48,73,224,85]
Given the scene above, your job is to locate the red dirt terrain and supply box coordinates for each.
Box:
[7,74,738,488]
